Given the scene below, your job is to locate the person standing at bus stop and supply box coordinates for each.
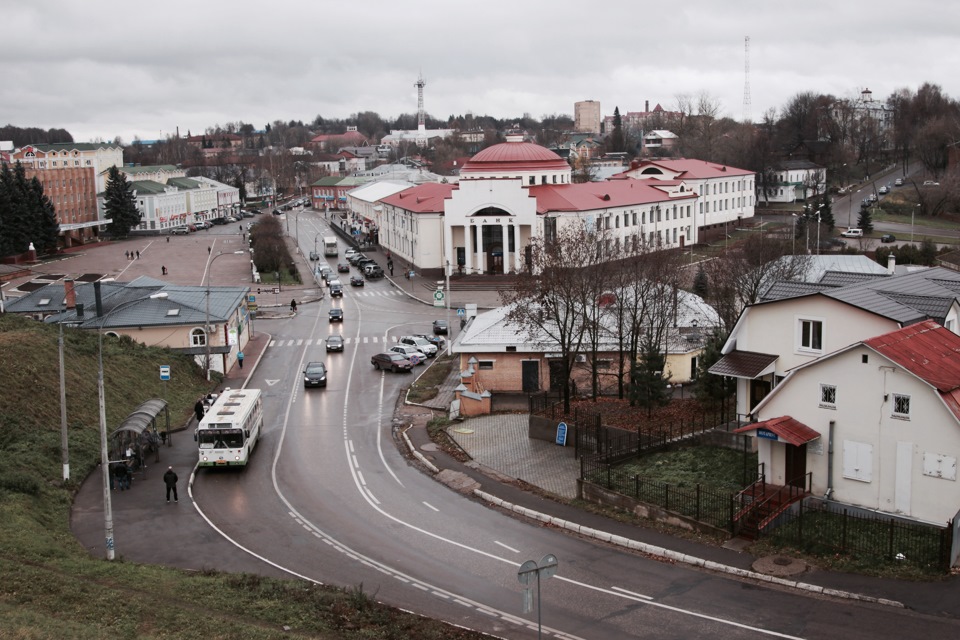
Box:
[163,466,179,503]
[194,397,205,423]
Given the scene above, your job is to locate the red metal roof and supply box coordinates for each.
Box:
[380,182,455,213]
[618,158,754,180]
[734,416,821,446]
[865,320,960,393]
[529,179,695,214]
[461,140,569,174]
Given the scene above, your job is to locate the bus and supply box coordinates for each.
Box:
[323,235,338,256]
[196,388,263,468]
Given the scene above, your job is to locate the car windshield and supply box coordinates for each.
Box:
[328,336,342,344]
[306,363,325,374]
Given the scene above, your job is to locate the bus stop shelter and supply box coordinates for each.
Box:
[109,398,170,472]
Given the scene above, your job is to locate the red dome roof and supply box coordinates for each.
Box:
[461,140,569,174]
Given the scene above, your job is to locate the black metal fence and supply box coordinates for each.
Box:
[581,455,737,531]
[770,499,953,573]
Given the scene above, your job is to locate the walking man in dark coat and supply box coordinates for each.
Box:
[164,466,179,503]
[194,397,205,422]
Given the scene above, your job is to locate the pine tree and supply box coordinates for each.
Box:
[695,331,735,408]
[103,166,141,238]
[27,175,59,254]
[629,340,670,414]
[857,207,874,234]
[819,197,835,231]
[0,162,34,256]
[692,263,709,299]
[609,107,625,153]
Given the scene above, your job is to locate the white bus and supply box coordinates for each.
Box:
[196,388,263,468]
[323,235,338,256]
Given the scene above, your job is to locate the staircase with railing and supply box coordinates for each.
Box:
[734,472,811,539]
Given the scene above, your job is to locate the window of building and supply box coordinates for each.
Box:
[798,318,823,352]
[191,328,206,347]
[529,176,535,185]
[892,394,911,419]
[820,384,836,407]
[478,360,494,370]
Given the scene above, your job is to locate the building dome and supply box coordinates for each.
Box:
[461,135,570,176]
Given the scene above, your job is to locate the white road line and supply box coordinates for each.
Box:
[422,502,439,512]
[493,541,519,553]
[610,586,653,601]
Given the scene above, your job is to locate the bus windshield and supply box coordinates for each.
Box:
[197,427,244,449]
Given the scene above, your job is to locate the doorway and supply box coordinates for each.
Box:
[522,360,540,392]
[784,443,807,487]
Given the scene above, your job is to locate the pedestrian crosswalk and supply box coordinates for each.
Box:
[332,289,405,298]
[268,335,425,347]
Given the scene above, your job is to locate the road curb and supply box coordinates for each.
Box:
[472,488,906,609]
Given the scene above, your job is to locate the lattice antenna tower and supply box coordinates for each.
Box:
[742,36,752,123]
[415,72,426,129]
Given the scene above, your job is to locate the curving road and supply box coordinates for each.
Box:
[191,210,960,639]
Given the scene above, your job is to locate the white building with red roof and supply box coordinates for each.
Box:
[379,135,723,277]
[738,320,960,528]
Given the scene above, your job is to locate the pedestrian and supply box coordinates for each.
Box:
[290,299,297,313]
[163,466,179,503]
[136,250,140,259]
[161,265,167,276]
[194,397,205,422]
[115,461,130,491]
[237,351,244,369]
[166,235,170,243]
[208,246,211,254]
[160,430,167,445]
[125,250,130,260]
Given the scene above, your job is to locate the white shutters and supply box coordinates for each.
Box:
[842,440,873,483]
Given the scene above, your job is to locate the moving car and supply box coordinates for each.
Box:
[388,344,427,365]
[433,319,448,335]
[923,180,940,186]
[371,352,414,373]
[303,361,327,388]
[328,308,343,322]
[329,282,343,297]
[350,275,364,287]
[840,228,864,238]
[325,335,344,352]
[398,335,437,357]
[309,250,320,261]
[171,226,190,235]
[337,262,350,273]
[878,186,889,195]
[894,178,904,187]
[880,234,897,243]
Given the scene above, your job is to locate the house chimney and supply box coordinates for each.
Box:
[887,254,896,274]
[64,278,76,309]
[645,100,649,113]
[94,280,103,317]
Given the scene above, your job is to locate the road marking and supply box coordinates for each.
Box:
[422,501,439,512]
[494,541,519,553]
[610,586,653,601]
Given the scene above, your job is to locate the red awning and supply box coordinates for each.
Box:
[734,416,820,447]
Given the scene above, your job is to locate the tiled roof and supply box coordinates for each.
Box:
[123,164,179,174]
[166,177,201,190]
[818,271,889,287]
[879,293,954,324]
[620,158,754,180]
[28,142,122,152]
[708,350,778,378]
[826,267,960,325]
[529,179,694,214]
[734,416,821,446]
[761,281,833,301]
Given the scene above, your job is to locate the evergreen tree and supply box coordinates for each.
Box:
[695,331,735,408]
[819,197,835,231]
[857,207,874,234]
[0,162,35,256]
[232,173,247,202]
[692,263,709,299]
[27,175,59,255]
[629,340,670,415]
[609,107,625,154]
[103,166,141,238]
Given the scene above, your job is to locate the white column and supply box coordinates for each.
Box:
[476,224,485,274]
[464,223,473,274]
[512,223,521,273]
[443,221,453,277]
[502,223,509,274]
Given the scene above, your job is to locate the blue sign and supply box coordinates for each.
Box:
[248,294,256,303]
[756,428,778,441]
[457,308,466,316]
[556,422,568,446]
[159,365,171,381]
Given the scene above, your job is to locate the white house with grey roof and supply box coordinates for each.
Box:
[711,266,960,418]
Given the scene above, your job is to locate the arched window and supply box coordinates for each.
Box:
[191,327,207,347]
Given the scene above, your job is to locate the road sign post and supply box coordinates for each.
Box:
[517,554,558,639]
[433,288,444,308]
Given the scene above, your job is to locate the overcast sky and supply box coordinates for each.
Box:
[5,1,959,144]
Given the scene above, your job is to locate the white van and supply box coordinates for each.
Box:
[840,228,863,238]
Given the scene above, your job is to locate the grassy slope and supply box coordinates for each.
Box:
[0,314,486,639]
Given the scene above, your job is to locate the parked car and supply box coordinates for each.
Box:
[364,264,384,278]
[344,248,359,260]
[818,238,846,251]
[329,282,343,297]
[171,226,190,235]
[328,308,343,322]
[337,262,350,273]
[880,234,897,243]
[415,333,445,349]
[325,335,344,352]
[841,228,864,238]
[309,250,320,261]
[211,217,227,225]
[272,209,282,216]
[195,220,211,230]
[878,186,889,195]
[347,253,365,265]
[371,352,413,373]
[224,216,238,223]
[303,361,327,388]
[388,344,427,365]
[894,178,904,187]
[923,180,940,186]
[398,335,437,357]
[350,275,365,287]
[433,319,448,335]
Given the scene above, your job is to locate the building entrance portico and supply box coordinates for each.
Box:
[458,216,523,275]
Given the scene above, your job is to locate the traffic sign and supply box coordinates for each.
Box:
[457,308,466,316]
[159,365,171,381]
[410,354,421,365]
[556,422,567,446]
[248,294,256,303]
[433,289,444,308]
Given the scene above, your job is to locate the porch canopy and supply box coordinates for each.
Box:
[709,350,777,379]
[734,416,820,446]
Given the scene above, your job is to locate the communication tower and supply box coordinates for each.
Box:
[415,73,426,130]
[742,36,752,123]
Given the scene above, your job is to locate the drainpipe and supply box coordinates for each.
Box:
[824,420,835,499]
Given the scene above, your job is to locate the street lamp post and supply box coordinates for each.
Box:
[205,251,245,381]
[97,291,168,560]
[912,203,919,244]
[849,189,861,228]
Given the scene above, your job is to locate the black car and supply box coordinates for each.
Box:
[309,251,319,261]
[211,217,227,225]
[328,308,343,322]
[880,234,897,243]
[329,283,343,297]
[325,335,344,352]
[433,319,448,335]
[303,361,327,388]
[370,352,413,373]
[337,262,350,273]
[350,275,364,286]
